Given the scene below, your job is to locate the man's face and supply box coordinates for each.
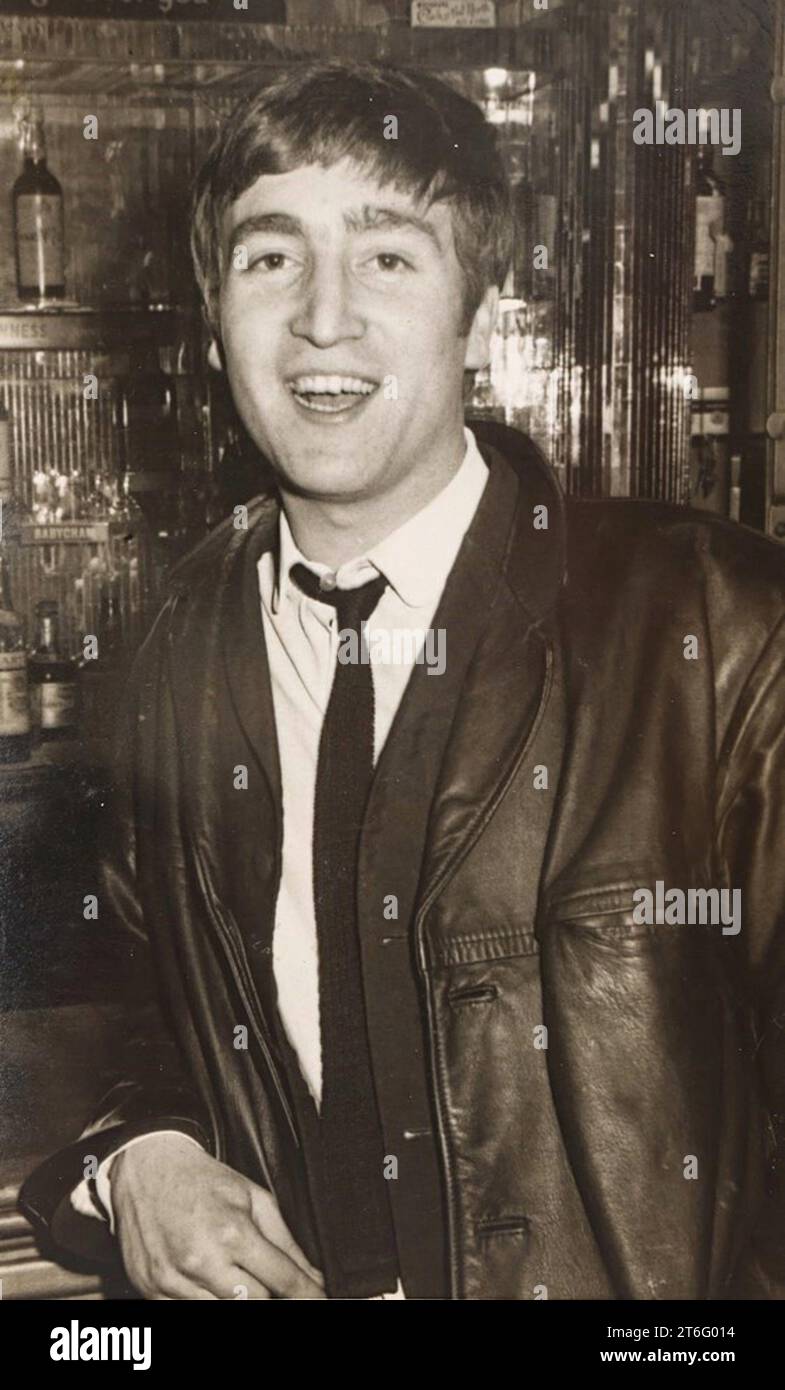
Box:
[214,156,496,506]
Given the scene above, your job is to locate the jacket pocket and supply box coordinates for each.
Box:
[541,874,731,947]
[536,879,737,1299]
[426,930,617,1298]
[427,926,539,970]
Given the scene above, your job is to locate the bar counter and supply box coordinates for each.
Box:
[0,736,136,1298]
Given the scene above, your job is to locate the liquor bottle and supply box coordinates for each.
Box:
[29,599,77,742]
[747,196,770,302]
[693,149,726,312]
[0,555,32,764]
[77,574,126,740]
[0,405,30,543]
[13,105,66,302]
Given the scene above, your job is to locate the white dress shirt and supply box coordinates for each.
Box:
[72,426,489,1298]
[261,427,488,1105]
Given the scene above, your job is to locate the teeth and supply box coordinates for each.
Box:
[289,375,376,396]
[298,399,351,412]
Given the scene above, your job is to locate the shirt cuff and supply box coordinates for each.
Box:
[69,1131,206,1233]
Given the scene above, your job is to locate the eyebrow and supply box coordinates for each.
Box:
[227,204,443,257]
[228,213,302,255]
[344,205,443,252]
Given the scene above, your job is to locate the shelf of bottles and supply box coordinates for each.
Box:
[459,65,560,467]
[0,77,214,723]
[0,303,207,660]
[462,0,696,501]
[0,310,217,754]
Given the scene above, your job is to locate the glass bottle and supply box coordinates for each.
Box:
[13,105,66,302]
[748,196,770,302]
[0,555,32,764]
[0,405,31,543]
[29,599,77,742]
[693,149,725,312]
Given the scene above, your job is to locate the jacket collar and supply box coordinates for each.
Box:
[167,421,568,622]
[271,425,489,613]
[165,425,568,818]
[473,419,568,624]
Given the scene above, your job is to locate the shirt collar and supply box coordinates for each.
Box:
[272,426,489,613]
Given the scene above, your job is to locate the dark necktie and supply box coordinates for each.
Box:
[290,562,400,1297]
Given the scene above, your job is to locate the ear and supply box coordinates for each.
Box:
[463,285,499,372]
[207,338,223,372]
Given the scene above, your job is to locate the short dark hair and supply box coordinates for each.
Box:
[191,60,513,337]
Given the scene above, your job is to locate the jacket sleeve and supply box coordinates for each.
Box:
[717,610,785,1298]
[18,601,217,1266]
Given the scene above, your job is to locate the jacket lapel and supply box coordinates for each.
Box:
[358,445,520,927]
[413,428,569,931]
[164,495,283,976]
[167,496,282,805]
[219,500,283,814]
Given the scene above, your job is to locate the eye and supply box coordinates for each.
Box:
[250,252,293,272]
[372,252,411,273]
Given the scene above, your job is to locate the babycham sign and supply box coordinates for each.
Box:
[411,0,497,27]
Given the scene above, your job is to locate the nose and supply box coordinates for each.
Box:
[289,258,365,348]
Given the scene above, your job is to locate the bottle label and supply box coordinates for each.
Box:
[0,653,31,736]
[0,418,11,494]
[749,251,769,298]
[714,232,731,301]
[694,194,723,284]
[16,194,65,291]
[41,680,76,729]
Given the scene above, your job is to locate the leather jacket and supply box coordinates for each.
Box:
[20,423,785,1299]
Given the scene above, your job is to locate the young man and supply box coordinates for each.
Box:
[22,61,785,1301]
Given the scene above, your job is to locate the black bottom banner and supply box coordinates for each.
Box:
[5,1295,780,1379]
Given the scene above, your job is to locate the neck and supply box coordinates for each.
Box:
[279,427,467,569]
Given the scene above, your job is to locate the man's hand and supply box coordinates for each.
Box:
[111,1133,327,1299]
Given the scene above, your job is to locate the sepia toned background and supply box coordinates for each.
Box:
[0,0,781,1297]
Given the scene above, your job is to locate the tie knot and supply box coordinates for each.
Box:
[290,562,387,628]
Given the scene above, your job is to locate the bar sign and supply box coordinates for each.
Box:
[20,522,111,544]
[411,0,496,26]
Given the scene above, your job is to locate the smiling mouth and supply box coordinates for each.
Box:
[287,373,379,414]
